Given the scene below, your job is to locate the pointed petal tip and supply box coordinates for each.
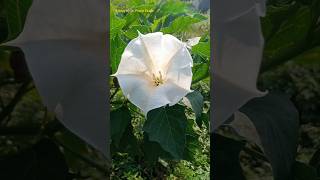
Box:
[137,30,144,37]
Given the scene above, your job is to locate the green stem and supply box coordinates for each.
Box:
[110,87,119,100]
[0,80,32,124]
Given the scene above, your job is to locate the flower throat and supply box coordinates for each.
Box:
[152,71,164,86]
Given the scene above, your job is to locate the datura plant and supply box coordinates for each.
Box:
[113,32,193,115]
[109,1,211,162]
[0,0,212,163]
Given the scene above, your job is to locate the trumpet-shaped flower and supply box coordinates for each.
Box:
[3,0,110,159]
[211,0,267,130]
[114,32,193,115]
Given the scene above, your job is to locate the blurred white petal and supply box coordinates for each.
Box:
[212,0,267,130]
[4,0,109,159]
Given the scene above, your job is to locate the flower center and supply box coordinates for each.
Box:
[152,71,164,86]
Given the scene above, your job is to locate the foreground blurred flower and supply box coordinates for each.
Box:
[2,0,109,159]
[211,0,267,130]
[113,32,193,115]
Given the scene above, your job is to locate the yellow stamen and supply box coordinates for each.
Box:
[152,71,164,86]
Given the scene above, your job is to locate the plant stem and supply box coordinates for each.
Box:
[0,80,32,123]
[110,87,119,100]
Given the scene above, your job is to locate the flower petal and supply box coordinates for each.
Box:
[116,32,193,115]
[165,43,193,91]
[214,0,256,22]
[116,74,153,109]
[186,37,201,48]
[116,74,190,115]
[3,0,110,159]
[13,40,109,158]
[146,80,190,114]
[160,34,191,70]
[114,37,151,76]
[212,0,267,130]
[165,44,193,72]
[138,32,164,71]
[6,0,106,45]
[114,53,149,76]
[166,66,192,92]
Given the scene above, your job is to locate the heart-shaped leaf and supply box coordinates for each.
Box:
[239,92,299,180]
[110,106,132,147]
[184,90,204,119]
[143,104,187,159]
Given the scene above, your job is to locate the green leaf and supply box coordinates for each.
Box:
[0,17,8,43]
[110,35,126,74]
[310,148,320,176]
[183,119,200,161]
[240,92,299,180]
[125,0,146,7]
[2,0,32,41]
[142,133,172,164]
[151,15,167,32]
[184,90,204,119]
[261,4,298,41]
[55,130,88,154]
[8,49,31,82]
[162,16,201,34]
[143,104,187,159]
[161,14,180,28]
[110,106,132,147]
[157,0,189,17]
[263,6,312,71]
[192,62,209,83]
[112,123,139,156]
[291,46,320,66]
[192,41,210,59]
[0,49,11,73]
[110,106,139,155]
[293,161,318,180]
[311,25,320,46]
[110,8,126,40]
[123,12,140,29]
[193,13,208,21]
[212,133,246,180]
[311,0,320,26]
[124,25,150,39]
[196,112,209,129]
[54,129,90,169]
[261,16,274,41]
[0,139,69,180]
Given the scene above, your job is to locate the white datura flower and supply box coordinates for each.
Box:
[113,32,193,115]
